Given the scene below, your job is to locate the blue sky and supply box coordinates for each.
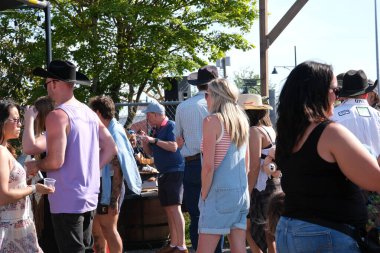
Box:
[226,0,378,90]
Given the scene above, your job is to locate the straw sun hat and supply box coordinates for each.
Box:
[238,94,272,110]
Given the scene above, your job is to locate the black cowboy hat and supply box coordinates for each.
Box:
[339,70,377,97]
[33,60,91,86]
[187,65,218,86]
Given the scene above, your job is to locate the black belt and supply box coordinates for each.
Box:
[185,153,201,162]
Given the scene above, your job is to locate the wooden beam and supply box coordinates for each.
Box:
[259,0,308,97]
[267,0,309,46]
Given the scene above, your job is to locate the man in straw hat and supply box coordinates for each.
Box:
[175,65,224,253]
[25,60,117,253]
[332,69,380,157]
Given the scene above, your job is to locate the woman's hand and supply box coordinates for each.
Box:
[25,160,39,177]
[24,106,39,121]
[35,183,55,194]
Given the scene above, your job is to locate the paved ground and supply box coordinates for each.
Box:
[128,247,250,253]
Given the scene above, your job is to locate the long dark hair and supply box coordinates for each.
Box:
[34,96,54,136]
[245,109,272,127]
[0,99,20,157]
[275,61,334,164]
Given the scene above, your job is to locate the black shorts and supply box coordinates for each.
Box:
[158,171,184,207]
[96,177,125,215]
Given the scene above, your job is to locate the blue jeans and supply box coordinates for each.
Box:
[183,159,223,252]
[275,216,360,253]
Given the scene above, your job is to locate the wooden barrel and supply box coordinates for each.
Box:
[118,190,169,250]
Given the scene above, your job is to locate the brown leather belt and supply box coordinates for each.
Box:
[185,153,201,162]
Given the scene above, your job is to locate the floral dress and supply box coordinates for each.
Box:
[0,160,42,253]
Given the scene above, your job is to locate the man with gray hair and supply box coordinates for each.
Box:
[140,102,187,253]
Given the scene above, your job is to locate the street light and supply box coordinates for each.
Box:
[271,45,297,74]
[271,66,294,74]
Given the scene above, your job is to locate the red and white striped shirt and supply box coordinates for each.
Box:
[201,121,231,169]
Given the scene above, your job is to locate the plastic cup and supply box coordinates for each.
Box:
[44,178,56,188]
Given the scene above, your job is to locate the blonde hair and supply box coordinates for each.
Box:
[208,78,249,147]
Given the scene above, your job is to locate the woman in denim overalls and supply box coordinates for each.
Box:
[197,78,250,253]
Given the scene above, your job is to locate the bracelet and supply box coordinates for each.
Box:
[154,138,158,144]
[29,184,36,194]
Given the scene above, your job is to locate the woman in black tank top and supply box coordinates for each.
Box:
[274,61,380,253]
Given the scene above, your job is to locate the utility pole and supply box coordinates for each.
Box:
[259,0,308,97]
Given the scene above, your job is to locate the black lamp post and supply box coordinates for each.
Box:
[0,0,52,66]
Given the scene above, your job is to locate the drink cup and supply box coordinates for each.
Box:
[44,178,56,188]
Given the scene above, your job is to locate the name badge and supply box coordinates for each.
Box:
[356,107,371,117]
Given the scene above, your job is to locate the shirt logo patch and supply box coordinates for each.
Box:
[338,110,350,116]
[356,107,371,117]
[355,99,365,104]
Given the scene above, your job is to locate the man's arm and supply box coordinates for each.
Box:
[109,156,122,214]
[25,109,68,176]
[39,109,68,171]
[155,139,178,152]
[141,124,178,153]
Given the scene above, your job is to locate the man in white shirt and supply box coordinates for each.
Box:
[332,70,380,157]
[175,65,223,253]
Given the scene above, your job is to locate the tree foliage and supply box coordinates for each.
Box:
[0,0,258,109]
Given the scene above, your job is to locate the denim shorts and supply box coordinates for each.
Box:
[275,216,360,253]
[198,187,249,235]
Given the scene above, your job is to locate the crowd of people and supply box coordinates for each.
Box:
[1,58,380,253]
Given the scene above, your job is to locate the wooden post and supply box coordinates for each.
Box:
[259,0,268,97]
[259,0,309,97]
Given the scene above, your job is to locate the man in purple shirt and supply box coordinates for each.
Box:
[26,60,117,253]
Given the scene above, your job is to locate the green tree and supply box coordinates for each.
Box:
[0,0,258,123]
